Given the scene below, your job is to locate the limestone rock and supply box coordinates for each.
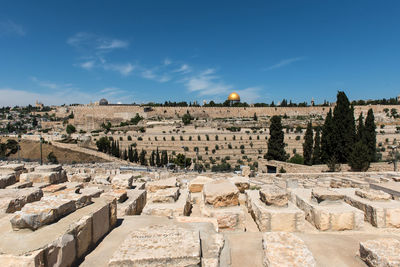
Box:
[259,186,289,207]
[93,175,110,185]
[42,184,67,193]
[311,188,345,203]
[360,238,400,267]
[108,225,201,267]
[10,197,76,230]
[263,232,316,267]
[203,180,239,208]
[111,174,134,189]
[149,187,180,203]
[0,188,43,213]
[35,164,62,172]
[147,177,177,192]
[241,166,251,177]
[102,189,128,203]
[229,176,250,193]
[355,189,392,201]
[68,173,91,183]
[189,176,213,193]
[0,174,16,189]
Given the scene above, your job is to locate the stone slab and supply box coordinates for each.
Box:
[263,232,316,267]
[147,177,177,192]
[148,187,180,203]
[117,189,147,216]
[108,225,201,267]
[189,176,213,193]
[259,186,289,207]
[246,190,305,232]
[0,188,43,214]
[142,189,191,217]
[203,180,239,208]
[360,238,400,267]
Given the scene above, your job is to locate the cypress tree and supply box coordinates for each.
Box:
[349,141,370,171]
[356,113,365,143]
[332,91,355,163]
[139,149,147,166]
[266,116,288,161]
[303,121,313,165]
[133,149,139,163]
[128,146,133,162]
[161,150,168,166]
[321,109,334,163]
[123,149,128,160]
[156,148,161,167]
[364,109,377,162]
[150,151,155,166]
[312,127,322,164]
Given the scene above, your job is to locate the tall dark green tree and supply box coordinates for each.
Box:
[150,150,155,166]
[266,116,288,161]
[128,146,134,162]
[332,91,355,163]
[123,149,128,160]
[161,150,168,166]
[312,127,322,164]
[156,148,161,167]
[349,141,370,171]
[139,149,147,166]
[303,121,313,165]
[321,109,334,163]
[356,113,365,142]
[133,149,139,163]
[364,109,377,162]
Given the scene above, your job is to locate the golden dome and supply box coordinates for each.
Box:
[228,92,240,101]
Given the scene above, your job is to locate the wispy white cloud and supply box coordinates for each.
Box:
[97,39,129,50]
[163,58,172,65]
[184,69,232,96]
[80,60,95,70]
[236,87,261,103]
[103,63,134,76]
[0,20,26,36]
[173,64,191,74]
[67,32,129,52]
[100,87,126,96]
[265,57,305,70]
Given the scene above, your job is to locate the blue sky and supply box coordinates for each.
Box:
[1,0,400,106]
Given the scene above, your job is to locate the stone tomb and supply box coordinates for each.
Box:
[200,180,245,231]
[360,238,400,267]
[246,187,305,232]
[19,164,67,184]
[108,225,201,266]
[188,176,213,193]
[116,189,147,216]
[263,232,316,267]
[293,188,364,231]
[0,197,116,267]
[0,188,43,214]
[338,188,400,228]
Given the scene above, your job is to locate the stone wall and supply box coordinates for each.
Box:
[70,105,400,131]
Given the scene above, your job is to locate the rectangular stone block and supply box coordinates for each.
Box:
[293,189,364,231]
[263,232,316,267]
[0,188,43,213]
[68,173,91,183]
[10,197,76,230]
[189,176,213,193]
[45,233,76,267]
[259,186,289,207]
[147,177,177,192]
[246,190,304,232]
[102,189,128,203]
[108,225,201,267]
[360,238,400,267]
[0,174,16,189]
[92,202,110,244]
[117,189,147,216]
[142,189,191,217]
[148,187,180,203]
[69,215,93,259]
[203,180,239,208]
[111,174,133,189]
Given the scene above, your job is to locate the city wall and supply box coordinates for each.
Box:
[70,105,398,131]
